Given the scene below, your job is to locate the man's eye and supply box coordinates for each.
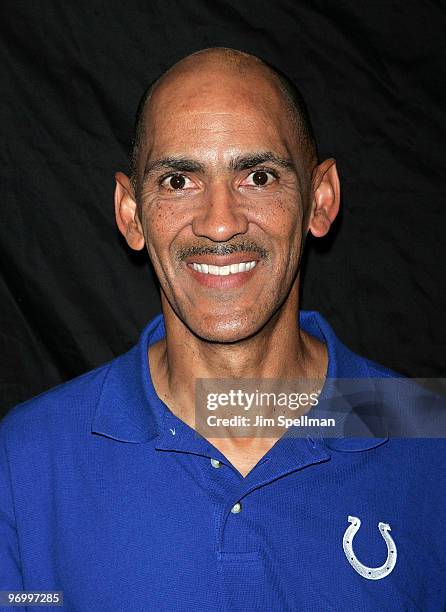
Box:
[160,174,195,190]
[242,170,277,187]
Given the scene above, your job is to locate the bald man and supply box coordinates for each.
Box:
[1,48,445,611]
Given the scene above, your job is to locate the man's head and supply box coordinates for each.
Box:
[115,47,340,343]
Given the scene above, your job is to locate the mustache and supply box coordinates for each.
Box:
[176,240,269,261]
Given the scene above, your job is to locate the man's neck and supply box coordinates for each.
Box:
[148,300,328,477]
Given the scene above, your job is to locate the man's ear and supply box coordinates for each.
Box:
[114,172,145,251]
[308,158,340,238]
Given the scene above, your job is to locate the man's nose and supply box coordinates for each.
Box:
[192,180,249,242]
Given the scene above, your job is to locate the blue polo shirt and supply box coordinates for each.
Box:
[1,311,445,611]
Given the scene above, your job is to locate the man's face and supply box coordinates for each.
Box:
[135,66,312,343]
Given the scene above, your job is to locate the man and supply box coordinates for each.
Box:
[1,47,445,611]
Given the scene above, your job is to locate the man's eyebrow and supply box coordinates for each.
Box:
[229,152,295,172]
[143,157,205,181]
[142,151,295,182]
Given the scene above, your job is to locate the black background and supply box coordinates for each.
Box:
[1,0,445,418]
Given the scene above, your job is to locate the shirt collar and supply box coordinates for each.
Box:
[91,310,390,452]
[91,314,165,443]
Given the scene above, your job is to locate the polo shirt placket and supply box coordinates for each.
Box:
[152,385,333,610]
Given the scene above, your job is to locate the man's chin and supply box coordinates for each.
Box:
[183,315,264,345]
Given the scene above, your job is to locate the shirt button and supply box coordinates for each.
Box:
[231,502,242,514]
[210,458,222,469]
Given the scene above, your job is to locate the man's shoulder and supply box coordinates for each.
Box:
[300,310,404,379]
[0,358,114,445]
[334,334,404,380]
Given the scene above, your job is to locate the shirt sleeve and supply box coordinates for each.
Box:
[0,419,25,604]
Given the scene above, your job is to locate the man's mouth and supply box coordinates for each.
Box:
[184,253,261,288]
[189,260,257,275]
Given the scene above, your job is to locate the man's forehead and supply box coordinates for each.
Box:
[149,69,284,121]
[143,73,294,161]
[148,107,290,147]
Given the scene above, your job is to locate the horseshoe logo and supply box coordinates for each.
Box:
[343,515,397,580]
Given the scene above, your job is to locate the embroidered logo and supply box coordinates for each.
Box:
[343,515,397,580]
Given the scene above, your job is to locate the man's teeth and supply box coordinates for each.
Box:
[191,261,257,275]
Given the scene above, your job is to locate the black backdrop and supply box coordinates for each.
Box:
[1,0,445,418]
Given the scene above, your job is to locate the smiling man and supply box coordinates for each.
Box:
[1,48,445,611]
[114,48,338,475]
